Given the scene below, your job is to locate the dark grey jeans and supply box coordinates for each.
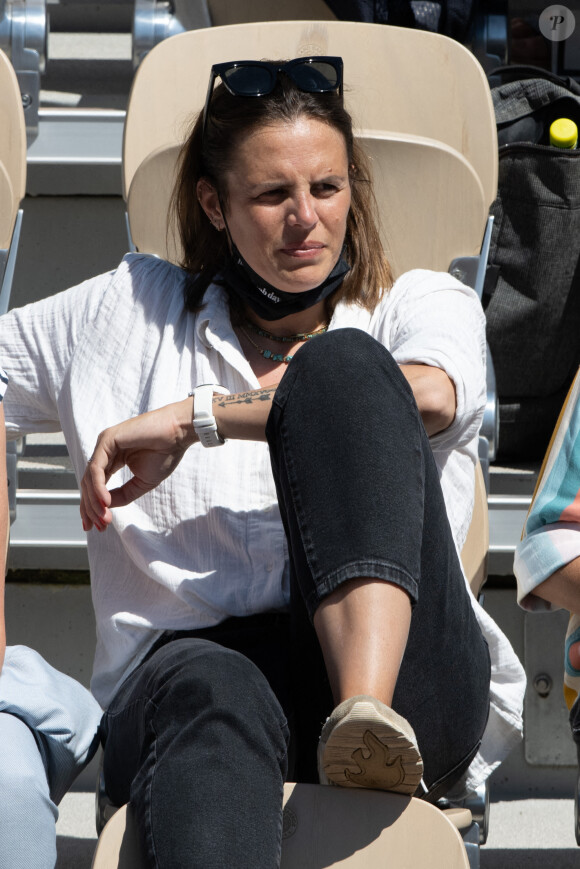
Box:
[101,328,490,868]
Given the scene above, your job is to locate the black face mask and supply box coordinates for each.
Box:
[218,242,351,321]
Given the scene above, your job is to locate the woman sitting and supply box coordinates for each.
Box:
[2,56,524,868]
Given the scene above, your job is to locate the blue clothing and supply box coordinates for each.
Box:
[0,646,102,869]
[514,369,580,610]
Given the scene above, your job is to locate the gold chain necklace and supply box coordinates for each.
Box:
[243,319,329,343]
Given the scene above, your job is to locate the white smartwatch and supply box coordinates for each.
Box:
[192,384,229,448]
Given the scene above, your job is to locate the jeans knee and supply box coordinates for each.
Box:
[293,327,389,374]
[271,328,418,452]
[151,640,288,737]
[281,327,411,411]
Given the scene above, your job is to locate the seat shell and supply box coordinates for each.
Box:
[91,783,472,869]
[122,20,498,212]
[0,49,26,251]
[126,132,487,280]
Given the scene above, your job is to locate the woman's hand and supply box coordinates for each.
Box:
[80,386,278,531]
[80,398,195,532]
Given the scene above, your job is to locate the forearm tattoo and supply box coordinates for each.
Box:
[214,387,277,408]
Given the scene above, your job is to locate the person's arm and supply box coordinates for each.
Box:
[80,386,277,531]
[399,363,457,436]
[385,272,487,450]
[0,405,8,672]
[533,558,580,613]
[80,361,457,530]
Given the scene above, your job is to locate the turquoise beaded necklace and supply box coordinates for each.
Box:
[240,321,329,365]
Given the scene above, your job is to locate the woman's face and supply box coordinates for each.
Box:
[201,117,352,295]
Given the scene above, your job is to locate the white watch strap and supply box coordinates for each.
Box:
[192,384,229,448]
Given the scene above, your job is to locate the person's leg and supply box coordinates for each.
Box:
[266,328,490,799]
[0,645,102,804]
[0,645,102,869]
[0,712,58,869]
[101,633,289,869]
[313,577,411,707]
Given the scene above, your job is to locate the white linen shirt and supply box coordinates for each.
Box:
[0,253,525,795]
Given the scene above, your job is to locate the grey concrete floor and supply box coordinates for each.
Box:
[56,792,97,869]
[481,799,580,867]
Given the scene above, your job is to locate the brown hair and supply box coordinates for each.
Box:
[171,73,393,312]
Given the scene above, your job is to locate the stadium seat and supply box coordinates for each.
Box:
[92,782,474,869]
[0,47,26,315]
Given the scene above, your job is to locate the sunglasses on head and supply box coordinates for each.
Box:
[201,56,344,141]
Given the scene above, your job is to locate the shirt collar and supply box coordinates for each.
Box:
[194,282,234,349]
[193,281,258,389]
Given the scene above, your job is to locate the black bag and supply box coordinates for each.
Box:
[483,66,580,461]
[323,0,476,43]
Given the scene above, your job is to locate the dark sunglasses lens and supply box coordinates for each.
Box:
[222,65,274,96]
[290,61,340,92]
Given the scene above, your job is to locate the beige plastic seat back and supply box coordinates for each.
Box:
[460,461,489,598]
[91,783,470,869]
[123,21,497,209]
[0,48,26,253]
[360,132,487,277]
[124,24,492,595]
[126,144,182,264]
[0,161,15,256]
[126,132,488,280]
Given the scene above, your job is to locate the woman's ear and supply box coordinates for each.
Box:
[197,178,225,231]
